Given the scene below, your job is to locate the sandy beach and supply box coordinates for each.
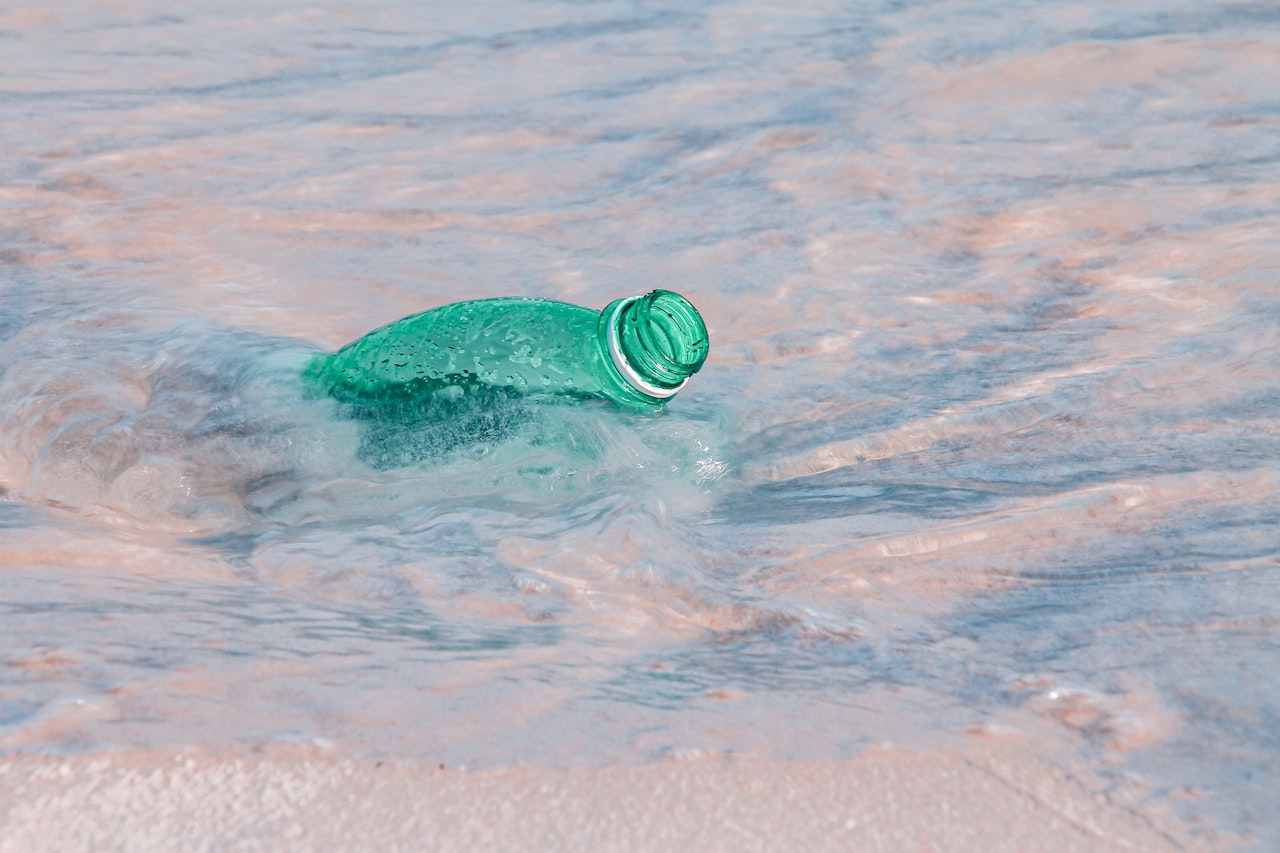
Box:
[0,745,1209,852]
[3,0,1278,847]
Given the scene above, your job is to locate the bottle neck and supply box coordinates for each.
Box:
[602,290,709,403]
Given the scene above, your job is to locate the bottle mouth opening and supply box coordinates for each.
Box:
[607,290,709,400]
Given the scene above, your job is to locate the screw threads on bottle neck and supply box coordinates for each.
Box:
[606,290,709,401]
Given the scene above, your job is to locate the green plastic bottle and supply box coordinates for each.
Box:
[305,290,709,412]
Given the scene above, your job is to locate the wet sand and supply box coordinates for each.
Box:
[0,746,1208,853]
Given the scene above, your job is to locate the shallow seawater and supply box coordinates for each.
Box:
[2,0,1279,845]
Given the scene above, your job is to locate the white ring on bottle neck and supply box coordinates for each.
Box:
[606,296,688,400]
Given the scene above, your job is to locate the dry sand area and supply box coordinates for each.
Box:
[0,745,1210,852]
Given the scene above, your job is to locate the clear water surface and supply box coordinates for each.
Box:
[2,0,1279,847]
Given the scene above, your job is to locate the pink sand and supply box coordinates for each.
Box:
[0,745,1208,852]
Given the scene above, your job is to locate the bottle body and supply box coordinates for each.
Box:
[305,291,708,411]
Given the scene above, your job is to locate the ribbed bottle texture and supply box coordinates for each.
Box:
[305,290,709,411]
